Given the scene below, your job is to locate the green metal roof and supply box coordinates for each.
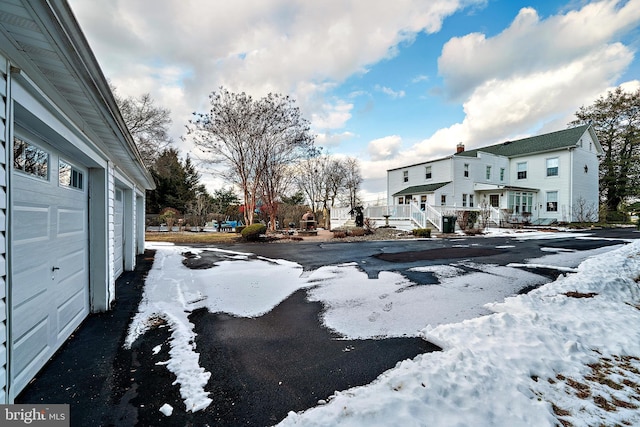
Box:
[456,125,590,158]
[392,182,451,196]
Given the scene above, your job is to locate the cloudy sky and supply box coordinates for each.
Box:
[68,0,640,201]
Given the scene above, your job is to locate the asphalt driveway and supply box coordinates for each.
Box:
[16,227,637,426]
[17,250,437,426]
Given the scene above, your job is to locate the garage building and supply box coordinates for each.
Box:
[0,0,155,401]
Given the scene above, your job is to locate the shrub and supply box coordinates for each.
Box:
[235,225,246,234]
[241,224,267,241]
[363,218,377,234]
[605,210,628,223]
[468,211,479,228]
[464,228,484,236]
[412,228,431,238]
[350,228,366,237]
[456,211,470,231]
[332,231,347,238]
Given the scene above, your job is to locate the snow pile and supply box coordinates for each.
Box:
[278,240,640,426]
[308,262,545,338]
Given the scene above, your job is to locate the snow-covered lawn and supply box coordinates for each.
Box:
[130,233,640,425]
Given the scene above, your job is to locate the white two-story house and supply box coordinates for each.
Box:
[387,125,603,229]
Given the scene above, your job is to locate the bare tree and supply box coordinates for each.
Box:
[186,88,314,226]
[479,201,492,230]
[295,154,349,228]
[325,158,348,211]
[112,87,173,169]
[295,154,330,212]
[260,161,296,230]
[186,191,212,231]
[572,196,598,222]
[342,157,363,212]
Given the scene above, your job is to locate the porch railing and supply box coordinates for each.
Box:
[424,204,442,231]
[330,203,443,231]
[490,206,501,226]
[330,203,511,232]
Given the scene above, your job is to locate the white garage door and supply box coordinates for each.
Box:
[113,188,124,278]
[10,137,89,398]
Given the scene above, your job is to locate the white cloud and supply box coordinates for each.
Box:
[310,101,354,130]
[375,85,406,98]
[439,0,640,101]
[618,80,640,93]
[367,135,403,161]
[69,0,479,137]
[315,131,356,149]
[412,74,430,83]
[406,0,640,159]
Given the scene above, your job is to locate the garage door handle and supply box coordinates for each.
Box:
[52,266,60,272]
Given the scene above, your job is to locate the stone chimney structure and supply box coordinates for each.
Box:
[456,142,465,154]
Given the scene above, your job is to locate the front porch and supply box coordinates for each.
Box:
[330,203,554,233]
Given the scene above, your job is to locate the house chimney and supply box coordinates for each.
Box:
[456,142,465,154]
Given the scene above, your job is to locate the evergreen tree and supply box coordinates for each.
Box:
[147,148,204,213]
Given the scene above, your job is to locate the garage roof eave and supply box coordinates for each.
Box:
[49,1,155,189]
[6,0,155,190]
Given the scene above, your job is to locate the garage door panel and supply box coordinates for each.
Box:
[57,248,85,276]
[11,266,49,308]
[12,296,49,345]
[56,294,85,339]
[13,204,50,243]
[12,318,50,384]
[11,150,89,398]
[55,271,85,305]
[57,206,85,236]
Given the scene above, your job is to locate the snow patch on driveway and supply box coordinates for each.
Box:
[130,236,630,414]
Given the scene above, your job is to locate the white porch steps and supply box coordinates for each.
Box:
[340,218,357,229]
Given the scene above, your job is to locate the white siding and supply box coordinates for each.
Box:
[113,188,124,278]
[123,187,134,271]
[114,173,141,275]
[508,151,570,221]
[136,193,145,255]
[387,157,454,204]
[0,52,8,404]
[474,153,510,185]
[571,130,600,221]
